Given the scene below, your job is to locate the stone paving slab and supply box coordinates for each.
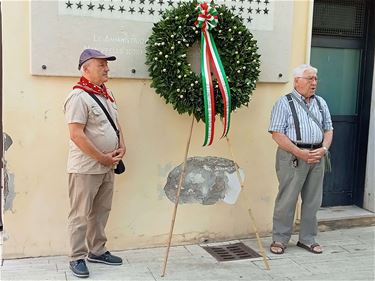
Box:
[65,264,156,281]
[1,226,374,281]
[152,261,272,281]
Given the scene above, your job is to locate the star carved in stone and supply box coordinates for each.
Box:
[119,6,126,13]
[65,1,73,8]
[108,5,115,12]
[129,7,135,14]
[76,1,83,9]
[138,7,145,14]
[87,2,95,10]
[148,8,155,15]
[98,3,105,11]
[263,7,269,14]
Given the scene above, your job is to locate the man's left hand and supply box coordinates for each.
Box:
[307,147,325,163]
[113,146,126,159]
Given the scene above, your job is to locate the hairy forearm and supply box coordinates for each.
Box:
[322,130,333,150]
[69,125,105,162]
[271,132,301,156]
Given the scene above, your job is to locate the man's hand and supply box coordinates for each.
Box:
[99,152,123,167]
[271,132,328,165]
[69,123,127,167]
[113,146,126,159]
[307,147,326,164]
[295,147,325,164]
[295,149,310,163]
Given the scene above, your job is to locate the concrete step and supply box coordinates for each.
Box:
[295,205,375,232]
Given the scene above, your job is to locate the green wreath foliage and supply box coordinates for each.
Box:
[146,1,261,122]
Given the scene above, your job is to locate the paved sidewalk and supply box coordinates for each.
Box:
[1,226,374,281]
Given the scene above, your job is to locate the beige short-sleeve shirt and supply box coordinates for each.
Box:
[64,89,119,174]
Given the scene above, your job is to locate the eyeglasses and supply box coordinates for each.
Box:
[298,76,318,82]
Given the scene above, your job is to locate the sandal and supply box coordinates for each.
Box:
[296,241,323,254]
[270,241,286,254]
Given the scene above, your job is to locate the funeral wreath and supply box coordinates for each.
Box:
[146,0,260,144]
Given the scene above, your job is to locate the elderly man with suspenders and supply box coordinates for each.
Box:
[268,64,334,255]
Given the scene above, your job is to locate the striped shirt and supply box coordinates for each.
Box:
[268,89,333,144]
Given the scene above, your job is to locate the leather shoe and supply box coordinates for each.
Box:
[87,251,123,265]
[69,259,89,278]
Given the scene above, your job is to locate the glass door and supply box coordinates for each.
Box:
[311,46,361,206]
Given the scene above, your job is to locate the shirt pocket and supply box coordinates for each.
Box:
[89,105,108,125]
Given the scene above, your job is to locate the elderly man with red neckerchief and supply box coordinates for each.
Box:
[64,49,125,278]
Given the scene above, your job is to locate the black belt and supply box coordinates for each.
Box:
[293,142,322,149]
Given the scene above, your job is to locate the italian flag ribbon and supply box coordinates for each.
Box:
[195,2,231,146]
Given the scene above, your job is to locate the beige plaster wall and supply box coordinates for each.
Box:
[2,0,311,258]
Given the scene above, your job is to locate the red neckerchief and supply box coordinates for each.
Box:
[73,76,114,102]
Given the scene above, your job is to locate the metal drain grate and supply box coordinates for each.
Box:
[202,242,261,262]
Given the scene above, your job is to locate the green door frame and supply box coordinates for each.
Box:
[356,0,375,206]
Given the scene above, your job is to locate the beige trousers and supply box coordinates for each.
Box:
[68,171,114,261]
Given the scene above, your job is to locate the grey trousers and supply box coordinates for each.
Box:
[68,171,114,261]
[272,147,325,245]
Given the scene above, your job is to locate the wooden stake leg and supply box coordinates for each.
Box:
[248,208,270,270]
[161,116,195,277]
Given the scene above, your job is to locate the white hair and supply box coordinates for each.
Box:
[80,60,92,74]
[293,64,318,78]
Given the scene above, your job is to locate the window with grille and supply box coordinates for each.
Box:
[313,0,366,38]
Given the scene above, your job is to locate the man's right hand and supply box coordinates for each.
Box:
[295,149,310,163]
[296,148,321,164]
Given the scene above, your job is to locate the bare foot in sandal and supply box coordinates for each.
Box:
[270,241,286,254]
[297,241,323,254]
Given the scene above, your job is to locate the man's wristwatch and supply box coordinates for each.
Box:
[322,146,328,154]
